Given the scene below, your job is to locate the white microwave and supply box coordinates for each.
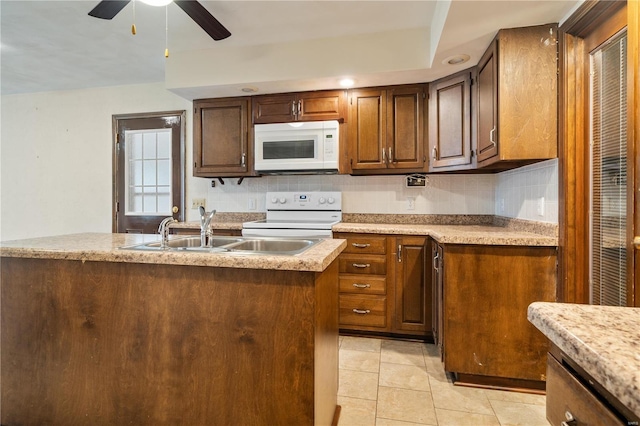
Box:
[254,120,339,174]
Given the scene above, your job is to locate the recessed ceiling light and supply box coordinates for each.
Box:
[339,78,355,88]
[442,54,470,65]
[241,87,259,93]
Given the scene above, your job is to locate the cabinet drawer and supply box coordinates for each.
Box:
[339,275,386,295]
[339,295,386,328]
[546,354,624,426]
[340,236,387,254]
[339,254,386,275]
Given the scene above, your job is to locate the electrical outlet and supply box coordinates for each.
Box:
[407,197,415,210]
[248,198,256,210]
[500,198,505,213]
[191,198,206,210]
[537,197,545,216]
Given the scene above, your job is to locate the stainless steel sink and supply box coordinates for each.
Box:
[120,236,319,255]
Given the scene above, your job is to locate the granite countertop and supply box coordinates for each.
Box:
[528,302,640,418]
[332,223,557,246]
[0,233,346,273]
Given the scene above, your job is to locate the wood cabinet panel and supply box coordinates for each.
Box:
[339,275,387,295]
[348,89,386,169]
[252,94,296,124]
[1,257,339,425]
[339,254,387,275]
[339,295,387,328]
[335,232,429,338]
[298,91,346,122]
[348,84,427,173]
[339,235,387,254]
[432,242,444,359]
[477,24,558,168]
[429,70,475,171]
[252,90,346,124]
[394,236,431,333]
[387,86,425,169]
[442,245,557,384]
[193,97,252,177]
[546,354,624,426]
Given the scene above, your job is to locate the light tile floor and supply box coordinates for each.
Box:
[338,336,550,426]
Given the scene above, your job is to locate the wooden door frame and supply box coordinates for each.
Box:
[558,0,638,306]
[111,110,186,233]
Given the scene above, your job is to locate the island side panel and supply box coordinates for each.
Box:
[313,260,340,426]
[1,257,333,426]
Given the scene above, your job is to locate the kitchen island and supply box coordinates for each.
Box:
[528,302,640,425]
[1,233,346,426]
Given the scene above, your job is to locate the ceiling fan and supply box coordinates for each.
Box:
[88,0,231,41]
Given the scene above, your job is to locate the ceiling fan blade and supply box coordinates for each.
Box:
[89,0,131,19]
[174,0,231,41]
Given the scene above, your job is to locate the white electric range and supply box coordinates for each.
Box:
[242,191,342,238]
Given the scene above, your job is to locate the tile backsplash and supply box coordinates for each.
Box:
[195,159,559,224]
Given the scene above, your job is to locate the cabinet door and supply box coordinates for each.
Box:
[394,236,431,334]
[476,41,499,163]
[252,94,296,124]
[429,71,473,170]
[443,245,557,382]
[386,85,426,170]
[297,90,346,122]
[348,88,387,170]
[193,98,250,177]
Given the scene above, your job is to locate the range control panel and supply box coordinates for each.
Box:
[265,191,342,211]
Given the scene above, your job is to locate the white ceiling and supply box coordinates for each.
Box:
[0,0,580,97]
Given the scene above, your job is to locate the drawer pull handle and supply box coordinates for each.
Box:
[352,243,371,248]
[352,309,371,315]
[352,263,370,268]
[561,411,577,426]
[352,283,371,289]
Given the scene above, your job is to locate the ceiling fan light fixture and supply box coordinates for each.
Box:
[140,0,172,7]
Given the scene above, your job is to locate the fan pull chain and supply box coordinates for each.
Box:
[131,0,137,35]
[164,5,169,58]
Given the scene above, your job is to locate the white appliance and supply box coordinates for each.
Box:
[242,191,342,238]
[253,120,339,174]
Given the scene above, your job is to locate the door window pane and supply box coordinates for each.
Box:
[589,31,627,306]
[125,128,173,216]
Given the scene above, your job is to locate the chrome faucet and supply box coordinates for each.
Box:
[199,206,216,247]
[158,217,177,249]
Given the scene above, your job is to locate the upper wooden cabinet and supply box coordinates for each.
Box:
[252,90,347,124]
[348,84,428,174]
[476,24,558,169]
[193,97,254,177]
[428,69,475,172]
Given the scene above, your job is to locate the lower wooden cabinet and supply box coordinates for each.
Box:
[546,353,625,426]
[441,244,557,388]
[334,232,431,338]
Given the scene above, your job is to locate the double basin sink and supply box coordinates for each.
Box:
[121,236,319,256]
